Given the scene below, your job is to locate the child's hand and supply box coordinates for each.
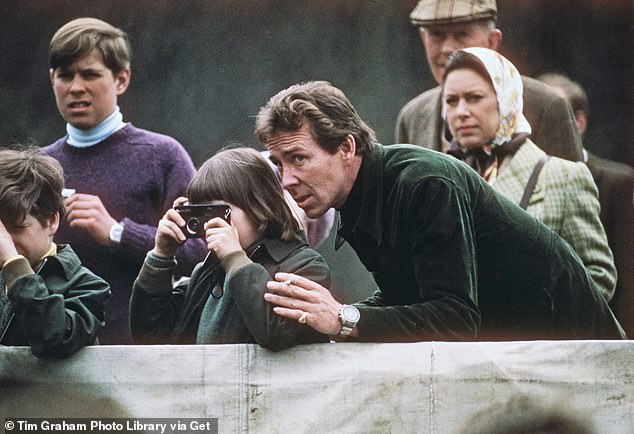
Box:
[0,219,19,265]
[152,197,188,258]
[204,217,242,263]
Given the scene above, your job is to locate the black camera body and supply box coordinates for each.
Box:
[174,204,231,238]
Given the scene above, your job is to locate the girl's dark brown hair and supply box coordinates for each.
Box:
[187,146,300,241]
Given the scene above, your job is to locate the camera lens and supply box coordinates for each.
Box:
[187,217,201,234]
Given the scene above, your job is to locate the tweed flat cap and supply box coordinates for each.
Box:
[410,0,497,27]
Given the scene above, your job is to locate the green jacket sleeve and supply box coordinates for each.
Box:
[4,256,110,358]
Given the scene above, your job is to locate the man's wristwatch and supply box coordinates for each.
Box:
[338,304,360,337]
[109,221,124,247]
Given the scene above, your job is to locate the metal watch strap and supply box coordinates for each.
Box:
[339,323,354,337]
[338,304,360,337]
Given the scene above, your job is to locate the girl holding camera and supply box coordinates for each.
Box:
[130,147,331,350]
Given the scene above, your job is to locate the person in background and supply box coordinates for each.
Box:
[40,18,206,344]
[457,394,597,434]
[130,147,330,350]
[441,47,616,302]
[396,0,582,162]
[256,80,624,342]
[537,71,634,335]
[0,149,110,357]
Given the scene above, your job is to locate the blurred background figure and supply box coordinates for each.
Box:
[458,394,597,434]
[538,72,634,336]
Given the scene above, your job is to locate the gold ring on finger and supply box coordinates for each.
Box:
[298,312,308,324]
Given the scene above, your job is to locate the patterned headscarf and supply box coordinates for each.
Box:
[445,47,532,149]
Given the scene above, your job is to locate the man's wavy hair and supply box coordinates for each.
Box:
[0,149,65,227]
[49,17,131,73]
[255,81,376,154]
[187,146,300,242]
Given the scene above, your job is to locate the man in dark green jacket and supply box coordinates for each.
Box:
[0,149,110,357]
[257,81,625,342]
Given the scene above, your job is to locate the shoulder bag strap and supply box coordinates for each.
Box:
[519,154,551,210]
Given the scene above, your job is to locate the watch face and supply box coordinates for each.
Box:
[342,305,360,322]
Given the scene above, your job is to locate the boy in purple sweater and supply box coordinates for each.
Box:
[40,18,206,344]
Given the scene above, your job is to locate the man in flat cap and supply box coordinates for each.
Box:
[396,0,583,161]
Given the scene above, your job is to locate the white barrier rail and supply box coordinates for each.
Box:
[1,341,633,433]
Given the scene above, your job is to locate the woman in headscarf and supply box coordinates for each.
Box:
[442,47,616,302]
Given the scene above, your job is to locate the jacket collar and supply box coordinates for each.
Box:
[40,244,82,280]
[339,144,385,247]
[247,233,309,263]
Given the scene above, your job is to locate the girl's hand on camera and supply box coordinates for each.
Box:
[153,197,188,258]
[204,217,242,262]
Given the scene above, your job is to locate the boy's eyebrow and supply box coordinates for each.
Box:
[56,65,105,75]
[77,66,106,74]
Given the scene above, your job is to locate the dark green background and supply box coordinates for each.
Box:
[1,0,632,166]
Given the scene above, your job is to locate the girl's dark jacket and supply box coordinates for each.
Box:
[130,235,330,351]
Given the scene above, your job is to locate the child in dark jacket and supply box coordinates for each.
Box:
[130,147,330,350]
[0,149,110,357]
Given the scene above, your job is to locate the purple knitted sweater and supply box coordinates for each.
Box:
[40,124,207,344]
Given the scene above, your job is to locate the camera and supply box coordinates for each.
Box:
[174,204,231,238]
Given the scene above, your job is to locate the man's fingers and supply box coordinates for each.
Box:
[271,306,304,321]
[266,280,302,297]
[264,292,309,311]
[274,272,322,291]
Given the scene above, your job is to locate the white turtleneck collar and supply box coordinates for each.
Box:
[66,106,127,148]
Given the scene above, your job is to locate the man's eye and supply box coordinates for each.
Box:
[293,155,305,163]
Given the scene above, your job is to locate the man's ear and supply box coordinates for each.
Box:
[49,68,55,86]
[114,67,131,96]
[418,27,426,45]
[339,134,357,164]
[575,110,588,136]
[487,28,502,50]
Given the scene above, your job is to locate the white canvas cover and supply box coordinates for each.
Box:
[1,341,633,433]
